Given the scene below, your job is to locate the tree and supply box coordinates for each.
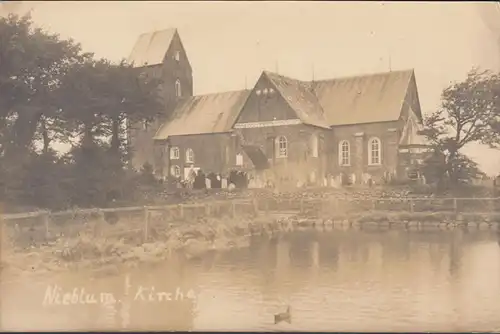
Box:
[0,14,165,210]
[57,58,163,155]
[421,68,500,184]
[0,13,86,159]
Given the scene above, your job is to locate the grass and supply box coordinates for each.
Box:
[1,214,260,281]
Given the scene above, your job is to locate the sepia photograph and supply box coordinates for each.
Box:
[1,0,500,332]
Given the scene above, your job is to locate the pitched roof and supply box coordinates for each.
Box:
[263,71,330,129]
[127,29,177,68]
[154,90,251,140]
[399,106,429,146]
[311,69,414,126]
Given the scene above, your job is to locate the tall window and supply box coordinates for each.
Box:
[171,165,181,178]
[174,51,180,61]
[277,136,288,158]
[236,153,243,166]
[368,137,381,165]
[170,146,180,160]
[185,148,194,163]
[310,133,319,158]
[175,79,182,97]
[339,140,350,166]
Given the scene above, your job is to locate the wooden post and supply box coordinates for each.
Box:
[300,198,304,213]
[42,212,50,239]
[0,204,4,250]
[143,206,149,243]
[453,198,458,213]
[231,200,236,218]
[178,204,184,219]
[409,199,414,213]
[252,198,259,216]
[94,209,104,237]
[372,199,377,211]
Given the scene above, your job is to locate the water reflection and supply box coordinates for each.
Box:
[2,229,500,332]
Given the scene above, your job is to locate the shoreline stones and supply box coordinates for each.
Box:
[258,214,500,233]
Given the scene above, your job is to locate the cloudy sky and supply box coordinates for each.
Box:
[2,1,500,175]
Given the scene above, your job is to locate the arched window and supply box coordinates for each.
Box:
[276,136,288,158]
[185,148,194,163]
[339,140,350,166]
[236,153,243,166]
[170,165,181,178]
[170,146,180,160]
[310,133,319,158]
[368,137,381,165]
[175,79,182,97]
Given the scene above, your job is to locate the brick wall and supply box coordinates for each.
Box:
[235,124,329,187]
[328,120,403,185]
[155,133,232,180]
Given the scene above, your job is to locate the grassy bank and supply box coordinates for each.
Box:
[0,215,278,281]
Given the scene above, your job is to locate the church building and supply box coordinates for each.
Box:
[127,28,430,188]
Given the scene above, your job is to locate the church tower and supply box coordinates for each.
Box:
[127,28,193,172]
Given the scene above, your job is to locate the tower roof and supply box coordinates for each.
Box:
[127,28,177,68]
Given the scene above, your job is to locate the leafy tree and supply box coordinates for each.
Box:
[0,14,166,210]
[421,68,500,184]
[57,58,163,156]
[0,13,86,159]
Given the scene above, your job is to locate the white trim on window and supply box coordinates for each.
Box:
[368,137,382,165]
[236,153,243,166]
[276,135,288,158]
[175,79,182,97]
[170,146,180,160]
[185,148,194,163]
[310,133,319,158]
[339,140,350,166]
[170,165,181,178]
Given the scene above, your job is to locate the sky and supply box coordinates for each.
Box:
[2,1,500,176]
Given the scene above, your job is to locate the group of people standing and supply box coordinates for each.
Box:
[176,169,249,190]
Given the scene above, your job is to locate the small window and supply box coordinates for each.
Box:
[368,137,381,165]
[236,153,243,166]
[143,120,149,130]
[256,90,262,96]
[185,148,194,163]
[339,140,350,166]
[175,79,182,97]
[174,51,180,61]
[170,165,181,178]
[170,146,180,160]
[276,136,288,158]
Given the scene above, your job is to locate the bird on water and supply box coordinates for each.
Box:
[274,305,291,324]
